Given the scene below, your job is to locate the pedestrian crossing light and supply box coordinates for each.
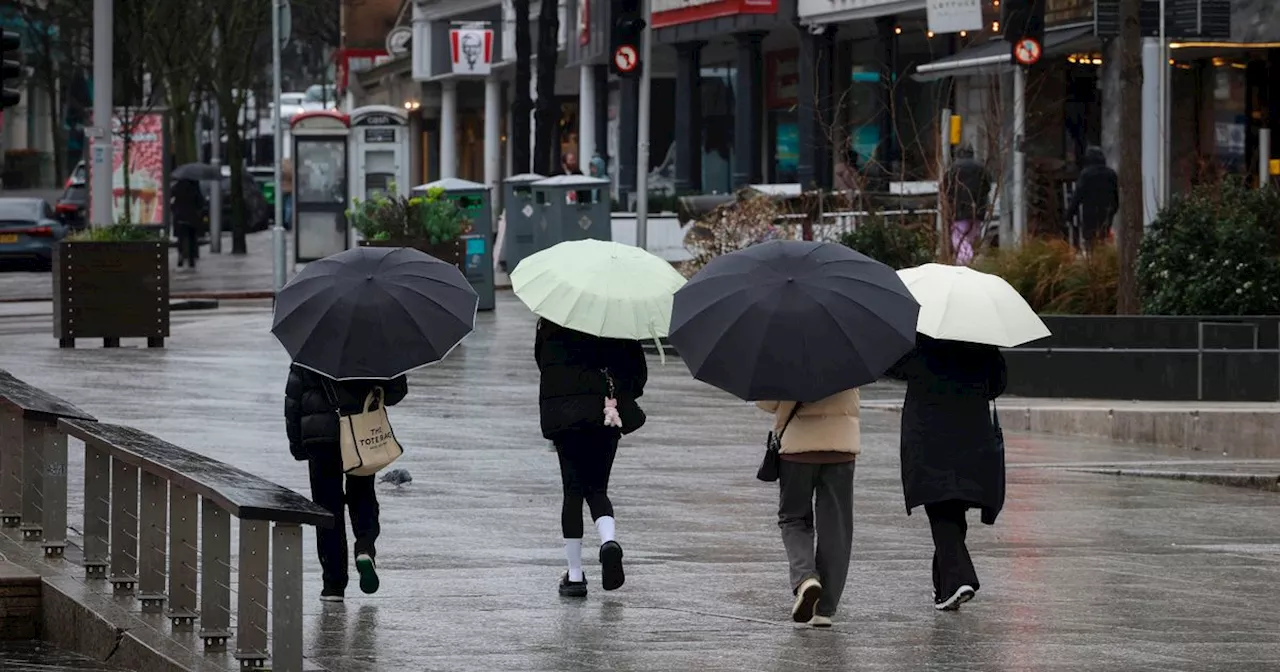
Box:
[0,31,21,110]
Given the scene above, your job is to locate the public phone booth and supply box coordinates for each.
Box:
[290,110,351,263]
[348,105,410,211]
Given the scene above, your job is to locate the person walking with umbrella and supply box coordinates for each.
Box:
[888,264,1050,611]
[170,177,205,269]
[274,246,479,602]
[512,240,686,597]
[669,240,920,625]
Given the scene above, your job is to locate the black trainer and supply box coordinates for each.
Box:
[559,571,587,597]
[600,541,625,591]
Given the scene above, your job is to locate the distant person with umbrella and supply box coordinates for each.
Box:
[170,178,204,269]
[669,240,920,625]
[274,246,479,602]
[512,240,685,597]
[888,264,1050,611]
[941,145,990,265]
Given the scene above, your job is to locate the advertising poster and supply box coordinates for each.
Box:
[89,111,166,225]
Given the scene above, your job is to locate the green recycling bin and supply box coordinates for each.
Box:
[530,175,612,253]
[414,177,495,311]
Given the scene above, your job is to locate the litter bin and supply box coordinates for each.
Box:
[414,177,495,311]
[530,175,612,253]
[502,172,545,273]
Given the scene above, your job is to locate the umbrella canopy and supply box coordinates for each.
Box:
[271,246,478,380]
[669,240,919,402]
[171,163,222,181]
[511,239,687,339]
[897,263,1050,347]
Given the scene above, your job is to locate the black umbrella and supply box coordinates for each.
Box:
[668,240,919,402]
[171,163,222,181]
[272,246,478,380]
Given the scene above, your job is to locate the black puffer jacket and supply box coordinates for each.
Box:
[535,319,647,441]
[284,364,408,461]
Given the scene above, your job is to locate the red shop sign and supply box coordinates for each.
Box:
[650,0,778,29]
[765,50,798,109]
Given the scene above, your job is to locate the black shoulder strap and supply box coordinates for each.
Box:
[777,402,803,439]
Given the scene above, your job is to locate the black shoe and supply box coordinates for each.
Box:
[320,586,345,603]
[600,541,625,591]
[559,571,587,597]
[935,585,976,611]
[355,553,379,595]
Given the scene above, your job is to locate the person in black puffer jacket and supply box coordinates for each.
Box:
[284,363,408,602]
[535,318,647,598]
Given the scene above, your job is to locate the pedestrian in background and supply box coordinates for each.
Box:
[535,317,647,597]
[285,364,408,602]
[758,388,861,628]
[1064,146,1118,254]
[281,157,294,231]
[941,146,991,265]
[886,335,1006,611]
[170,178,204,269]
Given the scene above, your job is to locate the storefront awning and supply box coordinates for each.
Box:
[912,26,1096,82]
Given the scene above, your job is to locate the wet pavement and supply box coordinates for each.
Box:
[0,294,1279,671]
[0,641,126,671]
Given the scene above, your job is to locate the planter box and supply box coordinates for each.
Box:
[358,239,463,266]
[52,241,169,348]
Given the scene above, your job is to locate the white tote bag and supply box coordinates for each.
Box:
[337,387,404,476]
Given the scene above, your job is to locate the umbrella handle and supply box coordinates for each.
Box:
[365,387,385,412]
[649,324,666,366]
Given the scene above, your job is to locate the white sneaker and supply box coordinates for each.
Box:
[934,585,976,611]
[791,578,823,623]
[809,615,833,628]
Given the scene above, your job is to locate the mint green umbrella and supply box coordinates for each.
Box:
[511,239,686,341]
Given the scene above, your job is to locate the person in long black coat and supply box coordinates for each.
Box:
[1065,145,1119,253]
[535,318,647,597]
[285,364,408,602]
[886,334,1006,611]
[170,178,204,269]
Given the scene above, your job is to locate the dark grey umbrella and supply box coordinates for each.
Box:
[668,240,919,402]
[172,163,222,181]
[271,246,478,380]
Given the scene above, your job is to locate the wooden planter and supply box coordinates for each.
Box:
[52,241,170,348]
[359,238,463,266]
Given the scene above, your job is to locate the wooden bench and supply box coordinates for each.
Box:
[59,418,331,672]
[0,369,96,557]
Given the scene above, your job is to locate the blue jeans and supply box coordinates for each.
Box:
[283,194,293,231]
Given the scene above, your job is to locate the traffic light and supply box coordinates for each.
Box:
[609,0,644,79]
[1001,0,1046,44]
[1,31,20,110]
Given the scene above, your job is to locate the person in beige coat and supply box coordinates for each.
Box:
[758,388,861,628]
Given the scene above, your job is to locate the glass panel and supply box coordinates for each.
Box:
[297,211,347,261]
[296,140,347,204]
[365,173,394,200]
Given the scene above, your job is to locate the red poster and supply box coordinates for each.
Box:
[90,111,166,225]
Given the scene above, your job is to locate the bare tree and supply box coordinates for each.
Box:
[143,1,214,166]
[1113,0,1144,314]
[532,0,559,175]
[511,0,533,174]
[12,0,90,182]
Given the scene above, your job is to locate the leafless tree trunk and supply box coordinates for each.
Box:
[1114,0,1145,314]
[532,0,559,175]
[511,0,533,174]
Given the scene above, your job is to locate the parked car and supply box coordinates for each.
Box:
[193,171,272,234]
[54,183,89,231]
[64,160,88,188]
[0,198,69,269]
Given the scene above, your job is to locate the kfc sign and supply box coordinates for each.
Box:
[450,25,494,75]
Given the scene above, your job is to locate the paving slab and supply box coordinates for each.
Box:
[0,294,1277,671]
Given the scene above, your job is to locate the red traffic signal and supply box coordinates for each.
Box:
[1,30,21,110]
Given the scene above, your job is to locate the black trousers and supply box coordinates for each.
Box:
[925,500,980,598]
[555,430,620,539]
[308,447,380,590]
[176,225,199,266]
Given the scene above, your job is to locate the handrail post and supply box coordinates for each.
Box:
[272,522,303,672]
[39,423,68,558]
[200,499,231,651]
[109,457,139,594]
[20,419,45,542]
[0,411,22,527]
[235,519,270,669]
[167,484,198,629]
[82,443,110,578]
[137,472,168,613]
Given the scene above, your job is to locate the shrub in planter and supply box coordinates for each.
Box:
[54,224,169,348]
[838,216,936,270]
[680,192,784,278]
[1138,178,1280,315]
[349,187,469,264]
[974,237,1118,315]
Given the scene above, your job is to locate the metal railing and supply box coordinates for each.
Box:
[0,369,331,672]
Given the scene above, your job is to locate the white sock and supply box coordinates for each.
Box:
[564,539,584,582]
[595,516,616,544]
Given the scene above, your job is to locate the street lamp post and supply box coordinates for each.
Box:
[272,0,287,294]
[90,0,113,228]
[633,0,652,251]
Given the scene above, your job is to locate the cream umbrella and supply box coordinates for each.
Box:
[511,239,687,342]
[897,263,1051,347]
